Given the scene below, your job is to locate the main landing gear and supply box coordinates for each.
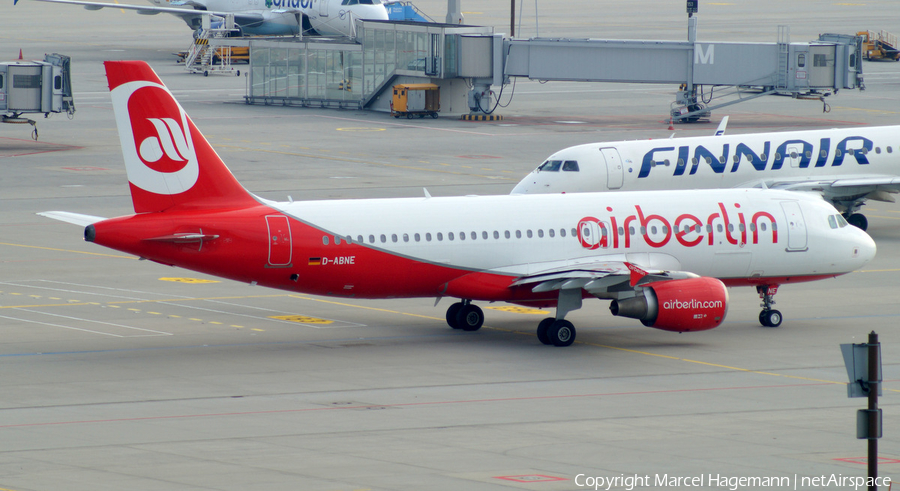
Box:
[446,290,581,347]
[757,285,783,328]
[536,317,576,347]
[445,300,484,331]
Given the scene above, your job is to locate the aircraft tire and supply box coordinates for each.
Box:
[456,304,484,331]
[446,302,463,329]
[536,317,554,345]
[847,213,868,231]
[760,309,782,328]
[548,320,576,347]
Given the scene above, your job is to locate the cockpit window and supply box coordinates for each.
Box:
[538,160,563,172]
[836,214,848,228]
[828,214,849,229]
[562,160,579,172]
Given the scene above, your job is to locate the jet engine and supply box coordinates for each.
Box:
[609,277,728,332]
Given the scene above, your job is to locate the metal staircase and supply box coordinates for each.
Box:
[183,14,241,76]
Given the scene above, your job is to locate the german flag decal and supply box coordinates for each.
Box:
[308,257,322,266]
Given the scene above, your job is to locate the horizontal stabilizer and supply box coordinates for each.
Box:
[37,211,107,227]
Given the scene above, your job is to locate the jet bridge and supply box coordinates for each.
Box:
[0,53,75,139]
[492,22,863,121]
[245,18,864,121]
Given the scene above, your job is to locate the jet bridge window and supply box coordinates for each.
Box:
[538,160,563,172]
[814,54,828,67]
[562,160,579,171]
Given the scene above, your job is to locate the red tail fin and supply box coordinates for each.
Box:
[105,61,257,213]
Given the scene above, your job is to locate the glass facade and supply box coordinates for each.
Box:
[246,21,491,108]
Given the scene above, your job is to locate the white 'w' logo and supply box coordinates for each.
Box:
[139,118,190,163]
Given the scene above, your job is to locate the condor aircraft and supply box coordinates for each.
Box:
[17,0,388,36]
[40,62,875,345]
[512,125,900,231]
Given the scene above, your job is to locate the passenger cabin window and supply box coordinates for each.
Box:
[538,160,563,172]
[562,160,579,172]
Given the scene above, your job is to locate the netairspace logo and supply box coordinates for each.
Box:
[573,473,892,491]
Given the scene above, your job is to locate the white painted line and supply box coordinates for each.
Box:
[13,309,173,336]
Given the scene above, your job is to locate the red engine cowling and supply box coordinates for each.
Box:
[609,277,729,332]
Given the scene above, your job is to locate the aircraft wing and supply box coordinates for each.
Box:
[501,258,697,294]
[20,0,238,21]
[742,175,900,202]
[38,211,107,227]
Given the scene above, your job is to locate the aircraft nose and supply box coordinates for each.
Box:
[356,5,389,21]
[854,228,877,265]
[510,180,532,194]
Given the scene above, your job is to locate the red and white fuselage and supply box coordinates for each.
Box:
[40,61,876,345]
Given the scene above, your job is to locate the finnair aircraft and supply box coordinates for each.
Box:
[40,62,875,346]
[511,125,900,231]
[18,0,388,36]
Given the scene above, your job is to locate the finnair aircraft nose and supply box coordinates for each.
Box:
[854,227,877,266]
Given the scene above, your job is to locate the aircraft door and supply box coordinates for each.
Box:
[787,144,803,168]
[318,0,328,16]
[600,147,624,189]
[780,201,808,251]
[266,215,293,267]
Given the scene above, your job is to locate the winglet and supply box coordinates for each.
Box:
[714,115,729,136]
[625,262,648,287]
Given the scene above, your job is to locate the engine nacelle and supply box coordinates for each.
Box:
[609,277,728,332]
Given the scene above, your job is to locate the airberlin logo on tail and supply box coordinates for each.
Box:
[140,118,191,165]
[111,81,199,195]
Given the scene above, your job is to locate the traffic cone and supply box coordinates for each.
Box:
[18,49,23,60]
[667,118,674,130]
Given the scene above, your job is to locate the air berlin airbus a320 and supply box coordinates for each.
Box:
[40,61,876,346]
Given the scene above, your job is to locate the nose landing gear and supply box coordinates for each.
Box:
[757,285,783,327]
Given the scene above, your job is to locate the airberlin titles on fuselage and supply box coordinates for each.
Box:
[638,135,873,178]
[576,202,776,250]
